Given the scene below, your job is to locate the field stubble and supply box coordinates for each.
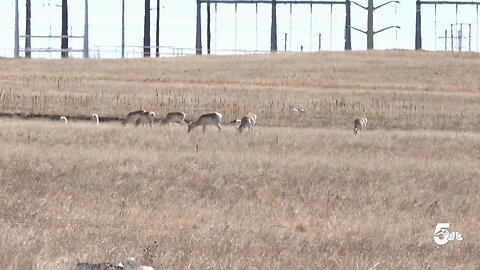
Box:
[0,51,479,269]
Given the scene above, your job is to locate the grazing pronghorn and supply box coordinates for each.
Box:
[121,110,155,126]
[91,113,99,125]
[59,116,68,124]
[187,112,222,133]
[122,110,146,125]
[246,112,257,127]
[161,111,189,125]
[231,113,256,126]
[135,111,156,126]
[353,117,368,134]
[238,113,257,132]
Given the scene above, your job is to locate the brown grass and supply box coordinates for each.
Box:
[0,51,479,269]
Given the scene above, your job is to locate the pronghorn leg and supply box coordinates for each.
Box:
[217,124,222,132]
[203,125,206,133]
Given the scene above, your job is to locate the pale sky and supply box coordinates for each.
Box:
[0,0,479,58]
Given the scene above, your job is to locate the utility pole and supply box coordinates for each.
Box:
[207,1,211,54]
[144,0,151,57]
[156,0,160,57]
[196,0,202,55]
[14,0,19,58]
[345,0,351,50]
[25,0,31,58]
[61,0,68,58]
[350,0,400,50]
[415,0,421,50]
[271,0,277,52]
[122,0,125,58]
[84,0,89,58]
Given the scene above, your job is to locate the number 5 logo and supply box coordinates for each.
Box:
[433,223,450,246]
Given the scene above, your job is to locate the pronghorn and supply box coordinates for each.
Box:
[59,116,68,124]
[161,111,189,125]
[135,111,156,126]
[237,113,257,132]
[122,110,146,125]
[246,112,257,127]
[187,112,222,133]
[231,113,257,126]
[353,117,368,134]
[122,110,155,126]
[91,113,99,125]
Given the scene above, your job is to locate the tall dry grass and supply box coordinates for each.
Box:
[1,120,479,269]
[0,51,479,269]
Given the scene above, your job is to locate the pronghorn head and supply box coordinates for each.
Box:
[148,111,155,118]
[60,116,68,124]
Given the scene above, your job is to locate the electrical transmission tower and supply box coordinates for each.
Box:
[350,0,400,49]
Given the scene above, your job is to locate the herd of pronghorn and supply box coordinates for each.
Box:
[59,110,367,134]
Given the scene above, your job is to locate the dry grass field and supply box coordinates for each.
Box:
[0,51,479,269]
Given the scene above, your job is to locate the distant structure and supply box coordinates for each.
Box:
[122,0,125,58]
[415,0,480,51]
[61,0,68,58]
[195,0,402,54]
[438,23,473,52]
[196,0,352,54]
[84,0,89,58]
[349,0,401,50]
[14,0,89,58]
[14,1,480,57]
[144,0,151,57]
[25,0,31,58]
